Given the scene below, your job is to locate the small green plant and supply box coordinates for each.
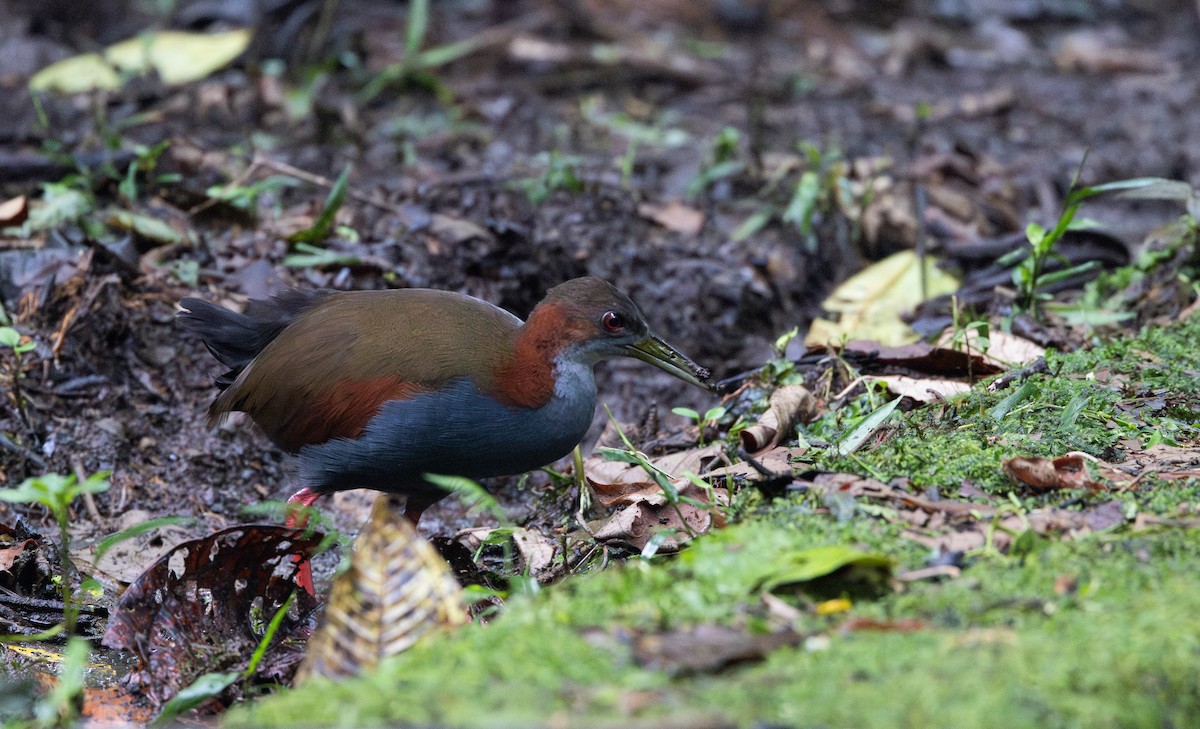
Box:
[671,405,728,447]
[30,636,89,729]
[580,97,689,188]
[0,323,36,426]
[117,140,179,205]
[1006,175,1183,318]
[516,151,584,205]
[0,471,111,634]
[288,165,351,245]
[687,126,745,198]
[732,141,852,254]
[357,0,486,103]
[205,175,299,213]
[945,295,990,379]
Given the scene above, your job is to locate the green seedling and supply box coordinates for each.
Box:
[671,405,728,447]
[687,126,745,198]
[30,636,89,729]
[283,242,362,269]
[288,165,351,245]
[0,325,36,412]
[516,151,584,205]
[357,0,485,103]
[117,140,178,205]
[580,97,689,188]
[206,175,299,213]
[731,141,852,254]
[0,470,110,634]
[1006,174,1184,318]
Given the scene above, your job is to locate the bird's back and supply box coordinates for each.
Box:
[195,289,522,452]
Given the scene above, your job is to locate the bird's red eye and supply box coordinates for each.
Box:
[601,311,624,333]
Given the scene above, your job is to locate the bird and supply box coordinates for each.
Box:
[178,277,714,527]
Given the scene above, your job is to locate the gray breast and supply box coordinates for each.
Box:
[296,366,598,496]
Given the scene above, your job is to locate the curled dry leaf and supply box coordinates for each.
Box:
[739,384,819,453]
[588,478,728,553]
[637,200,705,235]
[935,329,1046,369]
[864,375,970,404]
[586,443,726,489]
[456,526,559,582]
[1003,453,1102,491]
[297,495,467,682]
[0,539,34,573]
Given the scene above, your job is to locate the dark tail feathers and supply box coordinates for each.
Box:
[178,289,330,390]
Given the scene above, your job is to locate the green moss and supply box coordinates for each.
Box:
[226,316,1200,728]
[229,525,1200,729]
[808,315,1200,493]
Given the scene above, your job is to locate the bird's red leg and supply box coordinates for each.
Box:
[285,487,322,595]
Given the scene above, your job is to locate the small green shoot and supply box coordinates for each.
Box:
[517,151,584,205]
[206,175,299,213]
[831,396,901,457]
[357,0,486,103]
[423,474,510,524]
[580,97,689,188]
[670,405,728,447]
[283,242,362,269]
[31,636,89,729]
[1008,175,1182,318]
[687,126,745,198]
[0,471,110,633]
[288,165,351,245]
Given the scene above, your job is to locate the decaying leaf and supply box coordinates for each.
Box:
[806,250,960,346]
[866,375,971,403]
[739,384,819,453]
[101,525,323,708]
[587,479,727,553]
[0,538,34,572]
[586,443,726,488]
[637,200,705,235]
[935,329,1046,369]
[455,526,560,582]
[297,495,467,682]
[1003,453,1103,491]
[30,29,252,93]
[629,623,805,674]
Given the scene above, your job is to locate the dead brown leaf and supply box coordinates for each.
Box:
[299,495,466,682]
[101,525,323,709]
[0,195,28,226]
[739,384,819,453]
[637,200,705,235]
[630,623,804,674]
[0,539,34,572]
[1003,453,1102,491]
[589,479,727,553]
[866,375,971,403]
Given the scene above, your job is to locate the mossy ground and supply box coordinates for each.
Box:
[228,315,1200,728]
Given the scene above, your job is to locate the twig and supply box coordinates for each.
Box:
[70,456,104,525]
